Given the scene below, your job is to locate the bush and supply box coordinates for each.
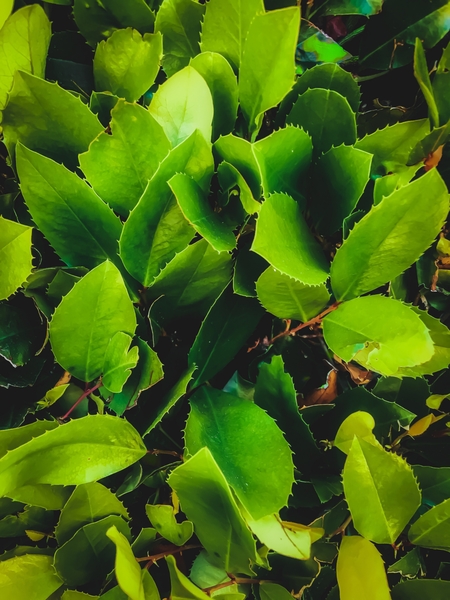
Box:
[1,0,450,597]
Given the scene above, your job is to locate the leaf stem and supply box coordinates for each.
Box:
[60,380,102,421]
[135,543,202,567]
[329,514,353,538]
[269,302,341,344]
[203,577,266,596]
[147,449,184,461]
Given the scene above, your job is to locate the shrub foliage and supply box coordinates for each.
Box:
[1,0,450,598]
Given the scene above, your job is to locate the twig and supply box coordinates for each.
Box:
[203,577,265,596]
[147,449,184,461]
[60,380,102,420]
[329,514,352,538]
[269,302,341,344]
[136,543,202,567]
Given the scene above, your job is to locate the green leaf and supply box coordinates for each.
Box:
[73,0,156,47]
[185,386,294,519]
[256,267,330,322]
[355,119,430,175]
[155,0,205,77]
[277,63,361,126]
[0,554,62,600]
[0,217,32,301]
[313,0,383,16]
[408,121,450,164]
[2,71,102,169]
[108,337,164,416]
[414,38,439,128]
[166,555,210,600]
[80,100,170,216]
[395,309,450,377]
[62,592,99,600]
[55,482,129,546]
[49,261,136,382]
[168,447,259,575]
[296,24,352,73]
[141,364,196,436]
[414,465,450,505]
[387,548,423,578]
[107,525,158,600]
[103,333,139,394]
[147,238,232,317]
[0,5,51,110]
[0,420,58,459]
[120,130,213,286]
[252,193,329,285]
[391,580,450,600]
[233,244,267,297]
[409,498,450,550]
[0,0,13,29]
[433,43,450,125]
[330,169,449,301]
[190,52,238,140]
[343,437,421,543]
[323,296,434,376]
[170,173,236,252]
[9,484,72,511]
[145,504,193,545]
[188,285,264,387]
[310,145,372,235]
[0,301,45,367]
[334,411,378,454]
[359,0,450,69]
[246,513,323,561]
[94,29,162,102]
[17,145,123,273]
[148,65,213,146]
[287,89,356,155]
[54,515,131,586]
[260,583,295,600]
[252,126,312,204]
[214,134,261,197]
[337,536,391,600]
[373,165,419,205]
[217,160,261,215]
[0,415,145,498]
[254,355,322,474]
[318,387,415,441]
[239,7,300,137]
[200,0,265,71]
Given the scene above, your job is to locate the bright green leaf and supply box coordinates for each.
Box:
[2,71,102,169]
[0,5,51,110]
[155,0,205,77]
[0,0,13,30]
[252,193,329,285]
[185,386,294,519]
[334,411,378,454]
[323,296,435,376]
[148,65,213,146]
[214,134,261,199]
[103,332,139,394]
[50,261,136,382]
[190,52,238,140]
[287,89,356,155]
[200,0,265,71]
[0,554,62,600]
[0,415,145,498]
[337,536,391,600]
[414,37,439,128]
[0,217,32,301]
[330,169,449,300]
[239,7,300,137]
[145,504,193,545]
[168,447,259,575]
[120,130,213,286]
[256,267,330,322]
[80,100,170,216]
[343,437,421,544]
[17,145,123,272]
[260,583,295,600]
[94,28,162,102]
[166,555,210,600]
[170,173,236,252]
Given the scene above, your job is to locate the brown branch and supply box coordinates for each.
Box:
[269,302,341,345]
[135,543,202,566]
[328,514,352,538]
[203,576,269,596]
[147,449,184,461]
[60,380,102,421]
